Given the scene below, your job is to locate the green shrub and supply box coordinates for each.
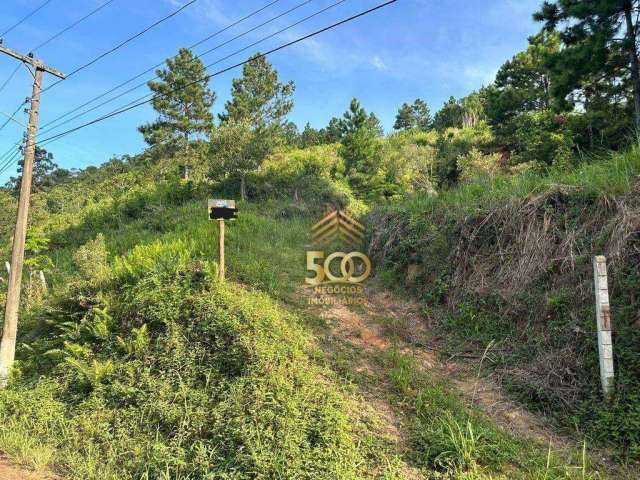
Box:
[1,253,376,478]
[370,148,640,461]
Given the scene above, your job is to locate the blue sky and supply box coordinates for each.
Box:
[0,0,542,184]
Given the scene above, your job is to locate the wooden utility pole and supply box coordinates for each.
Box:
[0,45,65,388]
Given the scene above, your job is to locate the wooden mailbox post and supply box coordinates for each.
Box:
[208,199,238,282]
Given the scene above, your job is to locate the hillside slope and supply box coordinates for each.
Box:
[369,149,640,463]
[0,152,634,478]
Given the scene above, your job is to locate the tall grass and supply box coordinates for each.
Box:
[395,148,640,216]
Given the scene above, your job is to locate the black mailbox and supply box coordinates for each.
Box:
[209,199,238,220]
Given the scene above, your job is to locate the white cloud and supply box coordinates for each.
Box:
[463,65,498,86]
[370,55,387,71]
[199,0,232,26]
[166,0,232,26]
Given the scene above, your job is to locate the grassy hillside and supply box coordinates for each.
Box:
[0,158,400,479]
[0,149,633,478]
[369,149,640,461]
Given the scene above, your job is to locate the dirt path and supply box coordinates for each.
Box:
[305,283,635,479]
[0,457,49,480]
[316,286,572,448]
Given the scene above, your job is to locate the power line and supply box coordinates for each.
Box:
[1,0,200,176]
[0,109,26,128]
[0,145,22,177]
[2,0,397,176]
[0,102,26,133]
[37,0,397,149]
[0,0,118,132]
[39,0,284,131]
[0,137,24,175]
[42,0,202,94]
[32,0,118,52]
[0,151,20,178]
[0,140,21,163]
[1,0,55,38]
[0,64,21,95]
[40,0,315,135]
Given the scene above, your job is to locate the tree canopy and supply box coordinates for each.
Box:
[219,53,295,131]
[139,48,215,148]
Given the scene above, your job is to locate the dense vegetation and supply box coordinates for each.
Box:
[0,151,615,479]
[1,1,640,477]
[370,149,640,463]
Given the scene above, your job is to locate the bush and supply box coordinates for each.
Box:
[73,234,111,286]
[434,123,495,187]
[1,250,376,478]
[510,111,574,168]
[457,148,503,184]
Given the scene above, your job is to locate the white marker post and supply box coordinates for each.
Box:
[593,256,614,397]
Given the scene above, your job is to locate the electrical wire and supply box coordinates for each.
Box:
[0,102,26,132]
[1,0,397,176]
[40,0,316,135]
[0,109,26,128]
[42,0,202,93]
[1,0,55,37]
[31,0,118,52]
[39,0,286,131]
[0,145,23,177]
[0,0,119,131]
[0,140,21,164]
[0,64,21,95]
[37,0,397,149]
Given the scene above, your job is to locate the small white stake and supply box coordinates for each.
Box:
[593,256,614,397]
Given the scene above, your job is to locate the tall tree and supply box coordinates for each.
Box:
[412,98,433,130]
[367,112,385,136]
[213,54,294,198]
[139,48,215,148]
[339,98,384,197]
[300,123,322,147]
[433,96,465,130]
[485,31,560,128]
[321,117,344,143]
[460,91,487,128]
[394,103,415,130]
[209,120,270,200]
[219,53,295,131]
[281,121,300,146]
[535,0,640,137]
[394,99,432,131]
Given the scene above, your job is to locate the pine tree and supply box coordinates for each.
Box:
[412,98,432,130]
[394,103,415,130]
[433,96,465,130]
[394,99,432,131]
[209,120,269,201]
[535,0,640,138]
[322,117,344,143]
[139,48,215,148]
[300,123,321,147]
[213,54,295,199]
[339,99,384,197]
[219,53,295,131]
